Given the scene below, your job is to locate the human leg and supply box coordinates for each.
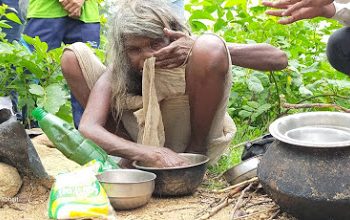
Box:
[23,18,66,50]
[185,34,231,155]
[326,27,350,76]
[63,18,100,48]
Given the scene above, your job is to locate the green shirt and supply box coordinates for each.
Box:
[27,0,99,23]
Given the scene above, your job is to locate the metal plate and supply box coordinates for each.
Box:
[269,111,350,147]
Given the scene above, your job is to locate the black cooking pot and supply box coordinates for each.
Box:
[258,112,350,220]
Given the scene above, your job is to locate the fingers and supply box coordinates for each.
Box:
[266,9,285,17]
[278,16,297,24]
[282,1,306,15]
[163,28,186,41]
[262,0,300,8]
[263,1,289,9]
[153,45,176,61]
[59,0,83,16]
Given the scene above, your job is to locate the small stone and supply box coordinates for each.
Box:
[0,162,22,198]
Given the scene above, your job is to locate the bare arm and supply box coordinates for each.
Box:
[79,70,189,168]
[154,29,288,71]
[228,43,288,71]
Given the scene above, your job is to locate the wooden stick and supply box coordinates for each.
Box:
[230,183,254,220]
[197,197,236,220]
[233,207,279,220]
[213,177,258,193]
[197,186,243,220]
[244,199,273,209]
[268,209,281,220]
[282,102,350,113]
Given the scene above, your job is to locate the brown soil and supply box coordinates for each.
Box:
[0,134,295,220]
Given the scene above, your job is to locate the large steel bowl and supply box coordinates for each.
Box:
[96,169,156,210]
[133,153,209,196]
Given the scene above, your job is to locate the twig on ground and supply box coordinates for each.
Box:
[230,183,254,220]
[233,207,279,220]
[197,185,244,220]
[244,198,273,209]
[157,206,198,214]
[213,177,258,193]
[268,209,281,220]
[197,197,236,220]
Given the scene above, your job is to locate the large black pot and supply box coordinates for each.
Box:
[258,112,350,220]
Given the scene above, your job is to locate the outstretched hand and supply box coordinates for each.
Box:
[263,0,336,24]
[154,28,195,69]
[59,0,85,18]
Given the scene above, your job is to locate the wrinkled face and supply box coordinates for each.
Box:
[124,35,169,74]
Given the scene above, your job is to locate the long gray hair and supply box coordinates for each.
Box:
[107,0,188,121]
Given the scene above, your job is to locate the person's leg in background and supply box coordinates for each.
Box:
[23,18,66,50]
[327,27,350,76]
[63,17,101,128]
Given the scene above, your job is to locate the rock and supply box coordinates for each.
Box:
[0,163,22,198]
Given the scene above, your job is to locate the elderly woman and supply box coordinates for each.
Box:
[61,0,287,168]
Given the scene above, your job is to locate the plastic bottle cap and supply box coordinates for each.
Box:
[32,107,47,121]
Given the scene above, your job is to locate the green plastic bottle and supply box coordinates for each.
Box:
[32,107,118,169]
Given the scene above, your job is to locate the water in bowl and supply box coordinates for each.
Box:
[285,126,350,144]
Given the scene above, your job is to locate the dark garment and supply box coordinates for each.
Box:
[23,17,100,128]
[0,0,24,42]
[23,17,100,50]
[327,27,350,76]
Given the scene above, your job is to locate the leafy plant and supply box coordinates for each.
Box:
[0,4,71,125]
[185,0,350,173]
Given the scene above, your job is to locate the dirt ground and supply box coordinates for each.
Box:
[0,134,295,220]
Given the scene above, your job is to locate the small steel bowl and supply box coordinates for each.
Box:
[223,156,261,185]
[96,169,156,210]
[133,153,209,196]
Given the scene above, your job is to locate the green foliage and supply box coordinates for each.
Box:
[185,0,350,174]
[0,4,71,125]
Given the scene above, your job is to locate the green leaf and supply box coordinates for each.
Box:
[214,19,226,32]
[299,86,313,97]
[247,75,264,93]
[190,20,208,32]
[252,72,270,86]
[29,84,45,96]
[5,12,22,24]
[238,110,252,119]
[44,84,68,114]
[0,20,12,28]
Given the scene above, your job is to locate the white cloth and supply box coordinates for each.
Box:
[333,0,350,26]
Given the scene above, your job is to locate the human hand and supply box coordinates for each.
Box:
[139,146,191,168]
[59,0,85,18]
[263,0,333,17]
[153,28,195,69]
[265,4,336,24]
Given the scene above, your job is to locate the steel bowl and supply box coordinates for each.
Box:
[96,169,156,210]
[223,156,261,185]
[269,111,350,148]
[133,153,209,196]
